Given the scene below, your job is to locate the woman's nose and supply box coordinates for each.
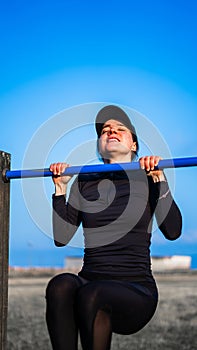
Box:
[108,127,117,134]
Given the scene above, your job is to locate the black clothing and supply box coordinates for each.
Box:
[46,273,158,350]
[47,170,182,350]
[52,170,182,283]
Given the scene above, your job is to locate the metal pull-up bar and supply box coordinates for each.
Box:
[4,156,197,181]
[0,152,197,349]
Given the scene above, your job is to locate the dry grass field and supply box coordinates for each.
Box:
[7,269,197,350]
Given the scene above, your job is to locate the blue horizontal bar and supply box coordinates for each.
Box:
[5,156,197,180]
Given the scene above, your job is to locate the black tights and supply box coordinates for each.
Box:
[46,273,158,350]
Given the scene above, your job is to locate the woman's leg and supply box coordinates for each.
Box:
[93,309,112,350]
[76,280,158,350]
[77,281,112,350]
[45,273,87,350]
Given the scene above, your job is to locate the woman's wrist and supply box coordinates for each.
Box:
[147,171,166,183]
[54,183,67,196]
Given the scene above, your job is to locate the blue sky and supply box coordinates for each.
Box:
[1,0,197,267]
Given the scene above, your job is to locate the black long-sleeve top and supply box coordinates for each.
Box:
[52,170,182,283]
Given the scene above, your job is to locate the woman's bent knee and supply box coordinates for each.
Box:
[46,272,81,301]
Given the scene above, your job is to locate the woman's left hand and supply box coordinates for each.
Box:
[139,156,166,182]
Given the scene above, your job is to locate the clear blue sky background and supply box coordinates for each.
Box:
[1,0,197,267]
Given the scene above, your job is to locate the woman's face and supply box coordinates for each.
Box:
[98,119,137,162]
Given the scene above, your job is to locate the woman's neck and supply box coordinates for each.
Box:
[104,155,132,164]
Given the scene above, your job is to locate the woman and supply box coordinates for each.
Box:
[46,105,182,350]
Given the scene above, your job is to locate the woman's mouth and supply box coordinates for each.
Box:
[107,137,120,143]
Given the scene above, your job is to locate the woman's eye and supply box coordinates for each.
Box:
[101,128,108,134]
[101,126,128,134]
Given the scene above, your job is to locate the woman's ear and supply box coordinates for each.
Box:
[131,142,137,151]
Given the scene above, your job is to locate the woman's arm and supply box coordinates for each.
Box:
[50,163,82,246]
[148,178,182,240]
[139,156,182,240]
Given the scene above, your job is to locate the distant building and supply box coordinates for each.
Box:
[64,256,83,271]
[64,255,192,273]
[151,255,191,272]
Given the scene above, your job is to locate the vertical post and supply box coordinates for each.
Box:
[0,151,11,350]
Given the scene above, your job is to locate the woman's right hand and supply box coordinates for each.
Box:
[50,162,72,195]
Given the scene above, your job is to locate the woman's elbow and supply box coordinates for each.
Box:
[164,230,182,241]
[160,220,182,241]
[54,239,66,247]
